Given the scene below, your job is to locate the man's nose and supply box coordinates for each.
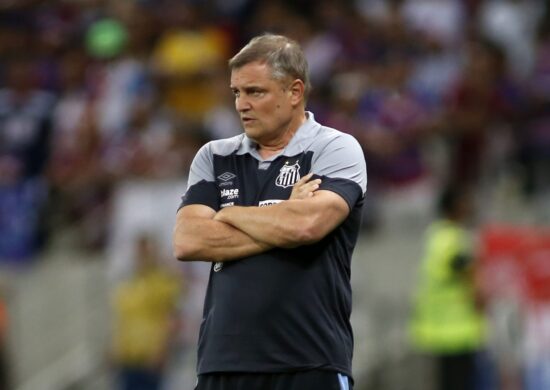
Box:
[235,96,251,112]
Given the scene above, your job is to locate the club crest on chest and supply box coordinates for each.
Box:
[275,161,301,188]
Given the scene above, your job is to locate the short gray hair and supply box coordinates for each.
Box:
[229,33,311,100]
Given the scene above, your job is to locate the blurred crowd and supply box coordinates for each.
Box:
[1,0,550,388]
[1,0,549,262]
[1,0,550,258]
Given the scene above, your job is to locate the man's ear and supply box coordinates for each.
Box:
[288,79,305,106]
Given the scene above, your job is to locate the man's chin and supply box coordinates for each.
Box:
[243,126,260,138]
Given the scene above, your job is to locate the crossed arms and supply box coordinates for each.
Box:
[172,174,350,262]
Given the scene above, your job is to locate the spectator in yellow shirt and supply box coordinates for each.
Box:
[111,234,182,390]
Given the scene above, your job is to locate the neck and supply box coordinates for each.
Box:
[257,111,307,159]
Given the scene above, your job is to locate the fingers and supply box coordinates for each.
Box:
[290,173,322,199]
[295,172,313,185]
[303,179,321,195]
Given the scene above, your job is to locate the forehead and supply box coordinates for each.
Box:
[230,61,277,87]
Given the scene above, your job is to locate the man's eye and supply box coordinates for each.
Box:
[251,90,263,97]
[232,90,240,97]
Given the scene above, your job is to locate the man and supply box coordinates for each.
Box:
[409,186,486,390]
[173,34,367,390]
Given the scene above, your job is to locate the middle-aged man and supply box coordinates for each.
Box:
[173,33,367,390]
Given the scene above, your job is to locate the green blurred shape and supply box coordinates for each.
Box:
[86,18,127,59]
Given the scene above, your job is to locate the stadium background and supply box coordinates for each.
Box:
[0,0,549,389]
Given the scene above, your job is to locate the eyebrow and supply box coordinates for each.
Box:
[231,84,263,90]
[230,86,266,94]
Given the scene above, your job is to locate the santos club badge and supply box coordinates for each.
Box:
[275,161,301,188]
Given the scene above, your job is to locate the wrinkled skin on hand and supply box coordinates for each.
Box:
[290,173,321,200]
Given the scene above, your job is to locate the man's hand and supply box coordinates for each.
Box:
[290,173,322,200]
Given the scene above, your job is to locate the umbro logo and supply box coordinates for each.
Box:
[218,172,236,182]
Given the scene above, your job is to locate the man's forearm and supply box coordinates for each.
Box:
[214,190,349,249]
[173,216,272,262]
[214,200,319,248]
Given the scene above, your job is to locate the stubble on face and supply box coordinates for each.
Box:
[230,62,294,147]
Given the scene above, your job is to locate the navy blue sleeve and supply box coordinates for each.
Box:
[310,131,367,210]
[178,142,219,211]
[179,180,220,211]
[315,176,363,211]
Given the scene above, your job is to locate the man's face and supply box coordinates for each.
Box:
[230,61,294,144]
